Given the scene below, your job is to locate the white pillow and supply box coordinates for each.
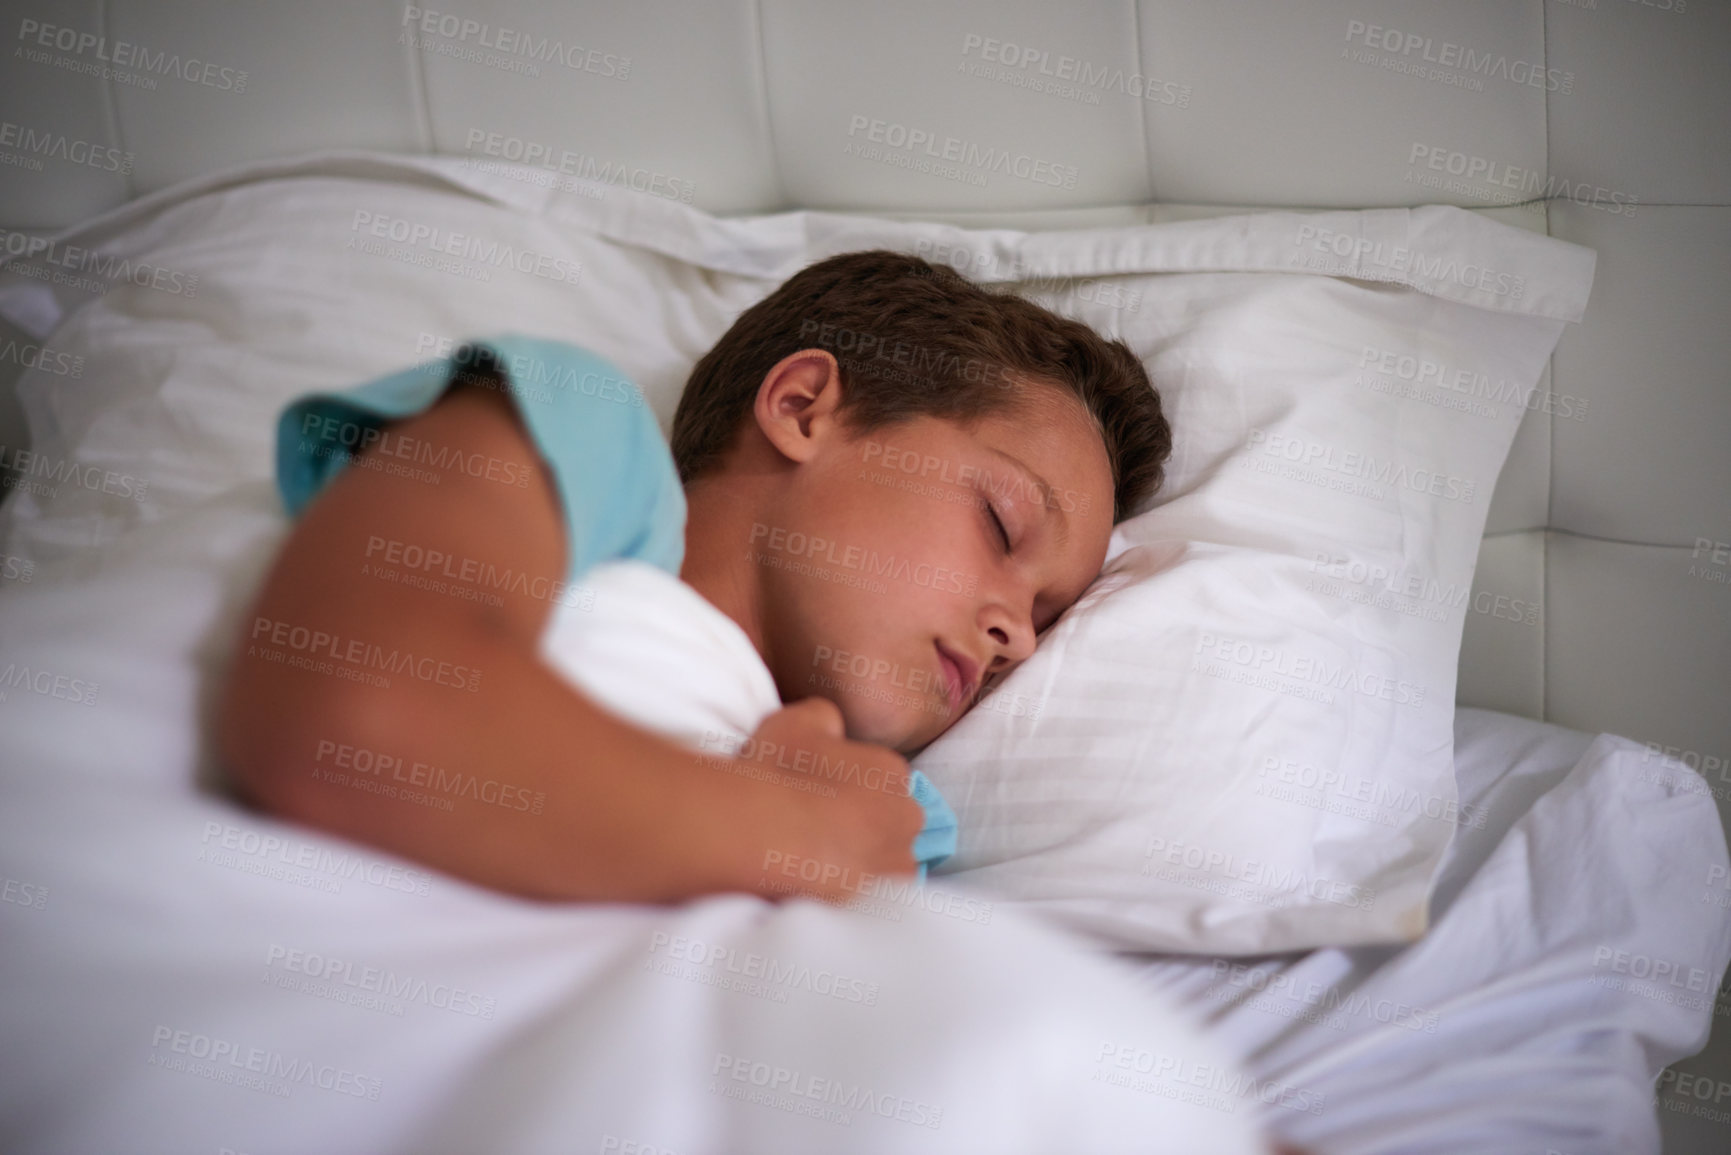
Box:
[0,152,1593,953]
[916,219,1592,952]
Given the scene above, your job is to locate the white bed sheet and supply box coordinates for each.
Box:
[1115,706,1731,1155]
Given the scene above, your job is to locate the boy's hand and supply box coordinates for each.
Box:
[738,697,926,906]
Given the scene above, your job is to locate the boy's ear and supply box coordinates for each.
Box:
[752,348,846,466]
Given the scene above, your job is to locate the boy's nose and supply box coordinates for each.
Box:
[980,604,1038,667]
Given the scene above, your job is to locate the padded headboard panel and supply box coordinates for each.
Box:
[1,0,1727,796]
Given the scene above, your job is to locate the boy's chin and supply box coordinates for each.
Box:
[832,698,910,749]
[840,697,956,758]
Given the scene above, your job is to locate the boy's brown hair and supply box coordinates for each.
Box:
[670,250,1171,522]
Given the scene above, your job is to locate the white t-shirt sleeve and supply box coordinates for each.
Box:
[536,560,783,753]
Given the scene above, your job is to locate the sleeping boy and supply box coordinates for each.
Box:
[216,249,1172,908]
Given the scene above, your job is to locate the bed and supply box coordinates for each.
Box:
[1,3,1727,1152]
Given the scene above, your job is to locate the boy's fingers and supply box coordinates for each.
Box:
[786,695,845,738]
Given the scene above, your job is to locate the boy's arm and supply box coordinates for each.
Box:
[216,378,921,903]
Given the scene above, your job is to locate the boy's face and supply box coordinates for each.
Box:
[744,352,1116,755]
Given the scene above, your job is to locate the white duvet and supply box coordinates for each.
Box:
[0,478,1270,1155]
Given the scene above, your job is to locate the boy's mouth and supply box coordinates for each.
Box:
[934,642,979,718]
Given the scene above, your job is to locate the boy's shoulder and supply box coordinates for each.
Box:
[275,335,687,587]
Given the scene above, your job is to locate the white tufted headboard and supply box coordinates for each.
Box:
[1,0,1727,796]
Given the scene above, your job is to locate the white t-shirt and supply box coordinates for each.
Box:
[537,559,783,753]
